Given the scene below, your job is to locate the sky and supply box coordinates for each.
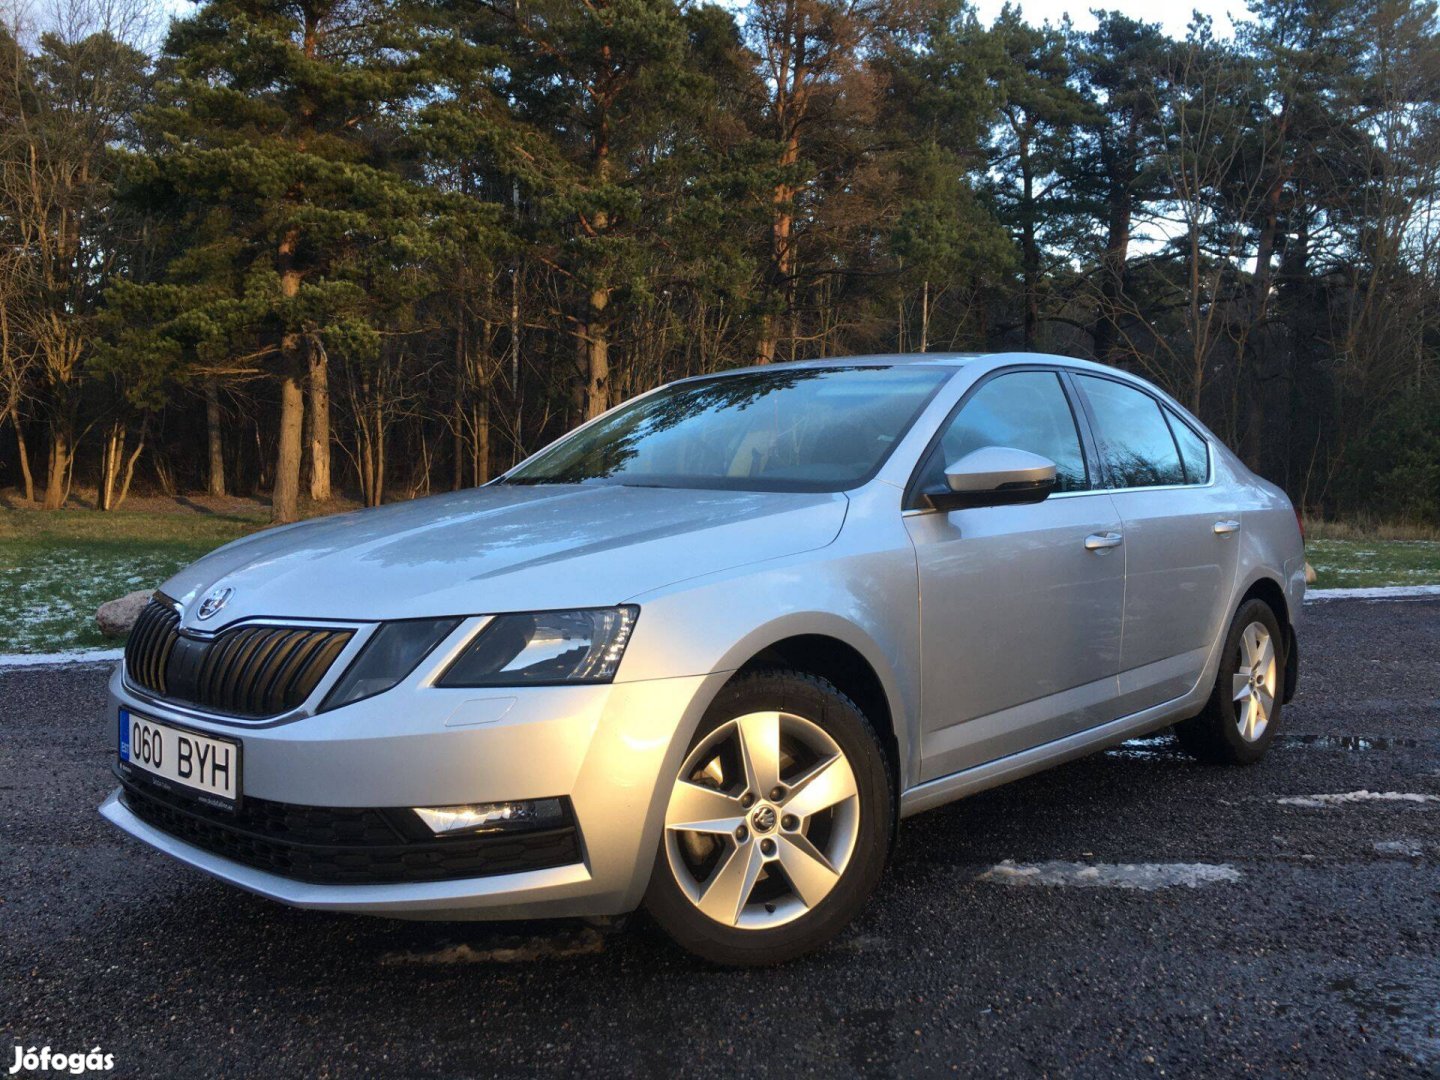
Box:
[969,0,1252,38]
[143,0,1252,44]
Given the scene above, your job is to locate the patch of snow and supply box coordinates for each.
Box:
[1305,585,1440,602]
[1103,745,1183,761]
[0,648,123,669]
[1278,790,1440,808]
[977,860,1241,890]
[1373,840,1427,857]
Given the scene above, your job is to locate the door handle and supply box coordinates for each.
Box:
[1213,519,1240,536]
[1085,532,1124,551]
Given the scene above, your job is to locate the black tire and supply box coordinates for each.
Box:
[643,668,894,966]
[1176,598,1286,765]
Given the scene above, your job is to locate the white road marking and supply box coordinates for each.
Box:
[1305,585,1440,602]
[977,860,1241,889]
[0,648,123,670]
[1278,790,1440,808]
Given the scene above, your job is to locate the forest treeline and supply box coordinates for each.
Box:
[2,0,1439,523]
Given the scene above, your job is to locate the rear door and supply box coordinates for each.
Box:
[905,369,1126,782]
[1070,374,1240,715]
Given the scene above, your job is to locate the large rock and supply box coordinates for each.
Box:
[97,590,154,638]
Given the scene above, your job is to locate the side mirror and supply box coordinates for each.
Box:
[926,446,1058,512]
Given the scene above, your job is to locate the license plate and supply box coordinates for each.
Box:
[118,708,241,810]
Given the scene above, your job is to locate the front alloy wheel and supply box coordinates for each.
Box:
[645,670,892,964]
[664,711,861,929]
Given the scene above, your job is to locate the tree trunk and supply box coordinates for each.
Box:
[307,338,331,502]
[272,227,305,524]
[273,366,305,523]
[99,421,123,511]
[475,395,491,484]
[115,422,146,510]
[1020,143,1040,350]
[205,381,226,497]
[1189,221,1204,413]
[452,405,465,490]
[1241,192,1283,472]
[372,397,386,506]
[453,311,467,490]
[6,407,35,503]
[756,314,778,366]
[757,196,797,364]
[920,280,931,354]
[42,420,71,510]
[1094,189,1132,364]
[585,284,610,420]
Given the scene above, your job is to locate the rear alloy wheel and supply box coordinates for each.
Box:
[1233,620,1279,744]
[644,670,892,964]
[1176,598,1286,765]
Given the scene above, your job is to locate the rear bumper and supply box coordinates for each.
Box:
[1283,623,1299,704]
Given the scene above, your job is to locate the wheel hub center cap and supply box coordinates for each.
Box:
[751,805,778,833]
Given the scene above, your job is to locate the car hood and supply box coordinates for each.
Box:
[161,484,848,627]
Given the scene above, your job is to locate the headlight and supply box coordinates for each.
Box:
[321,617,461,711]
[437,606,638,687]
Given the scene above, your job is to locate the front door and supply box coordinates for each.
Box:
[905,370,1125,783]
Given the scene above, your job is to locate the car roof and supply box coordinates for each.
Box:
[707,352,984,372]
[690,351,1127,378]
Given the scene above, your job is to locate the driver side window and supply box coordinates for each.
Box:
[921,371,1090,494]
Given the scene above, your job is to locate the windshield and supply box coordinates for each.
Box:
[504,366,951,493]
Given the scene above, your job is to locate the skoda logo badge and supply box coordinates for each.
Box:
[197,586,233,621]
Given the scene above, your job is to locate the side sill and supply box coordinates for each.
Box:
[897,690,1203,819]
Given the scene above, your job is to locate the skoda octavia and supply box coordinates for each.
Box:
[102,353,1304,964]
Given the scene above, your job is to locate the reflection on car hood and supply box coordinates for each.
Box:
[161,484,849,626]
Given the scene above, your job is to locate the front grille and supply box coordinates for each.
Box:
[125,599,352,719]
[118,776,583,885]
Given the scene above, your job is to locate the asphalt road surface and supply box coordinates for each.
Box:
[2,598,1438,1078]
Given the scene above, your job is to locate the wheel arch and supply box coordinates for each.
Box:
[1239,574,1288,624]
[737,634,899,790]
[704,615,914,795]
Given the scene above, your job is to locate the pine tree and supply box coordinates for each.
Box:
[108,0,484,521]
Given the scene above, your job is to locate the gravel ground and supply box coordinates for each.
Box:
[1,599,1437,1078]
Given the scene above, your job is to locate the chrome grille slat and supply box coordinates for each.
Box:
[123,600,352,720]
[125,601,180,695]
[263,631,323,714]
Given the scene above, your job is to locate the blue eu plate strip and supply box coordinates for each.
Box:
[118,707,130,761]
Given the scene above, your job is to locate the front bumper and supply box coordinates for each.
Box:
[100,665,729,919]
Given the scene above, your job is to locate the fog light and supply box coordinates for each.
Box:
[412,798,565,836]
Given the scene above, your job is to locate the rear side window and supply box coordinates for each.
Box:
[1166,408,1210,484]
[1074,375,1185,488]
[922,370,1089,493]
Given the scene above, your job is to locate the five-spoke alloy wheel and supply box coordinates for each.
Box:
[1177,598,1287,765]
[645,670,892,965]
[663,710,861,929]
[1232,620,1278,743]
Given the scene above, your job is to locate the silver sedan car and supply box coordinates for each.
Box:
[101,353,1305,964]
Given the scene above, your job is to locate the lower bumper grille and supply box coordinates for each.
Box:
[118,776,582,886]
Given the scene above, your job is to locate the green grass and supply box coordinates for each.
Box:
[1305,537,1440,590]
[1,507,1438,655]
[0,509,265,654]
